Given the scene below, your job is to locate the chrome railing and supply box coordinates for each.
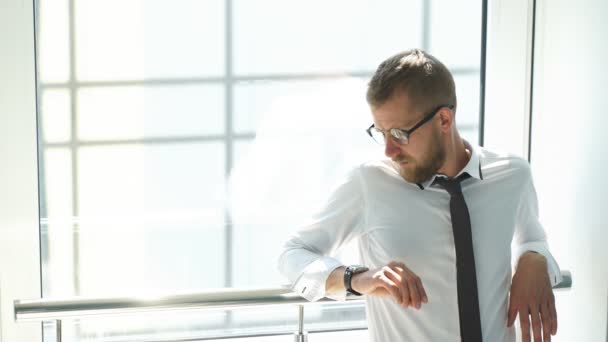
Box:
[14,270,572,342]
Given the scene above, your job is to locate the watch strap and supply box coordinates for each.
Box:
[344,265,368,296]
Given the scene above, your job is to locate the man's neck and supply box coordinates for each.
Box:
[438,138,471,178]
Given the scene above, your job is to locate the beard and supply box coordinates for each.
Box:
[394,129,446,183]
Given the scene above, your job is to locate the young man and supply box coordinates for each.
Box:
[278,49,561,342]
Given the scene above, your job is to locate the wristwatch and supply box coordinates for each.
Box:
[344,265,369,296]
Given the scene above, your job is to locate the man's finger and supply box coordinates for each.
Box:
[416,275,428,303]
[530,306,542,342]
[400,280,412,308]
[379,274,402,305]
[405,274,421,309]
[519,308,531,342]
[540,302,552,342]
[549,295,558,335]
[384,268,409,307]
[388,261,407,271]
[507,295,518,327]
[543,326,552,342]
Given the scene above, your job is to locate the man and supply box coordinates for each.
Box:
[277,49,561,342]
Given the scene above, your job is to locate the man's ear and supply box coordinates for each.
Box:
[437,107,453,132]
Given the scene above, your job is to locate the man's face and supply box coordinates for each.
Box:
[371,91,446,183]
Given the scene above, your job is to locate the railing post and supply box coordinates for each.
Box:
[293,305,307,342]
[56,319,62,342]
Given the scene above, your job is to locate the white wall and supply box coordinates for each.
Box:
[531,0,608,341]
[0,0,43,340]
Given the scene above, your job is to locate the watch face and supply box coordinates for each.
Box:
[349,265,369,274]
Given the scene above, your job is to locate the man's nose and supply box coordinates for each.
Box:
[384,137,401,158]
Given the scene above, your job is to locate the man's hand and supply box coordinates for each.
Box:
[508,252,557,342]
[351,261,428,309]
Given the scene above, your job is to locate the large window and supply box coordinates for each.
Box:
[36,0,483,340]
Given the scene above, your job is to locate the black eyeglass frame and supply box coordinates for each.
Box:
[366,104,455,145]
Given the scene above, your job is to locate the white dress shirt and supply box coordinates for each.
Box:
[277,141,561,342]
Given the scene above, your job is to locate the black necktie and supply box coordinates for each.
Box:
[434,173,483,342]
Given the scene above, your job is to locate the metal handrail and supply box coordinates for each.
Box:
[13,271,572,341]
[14,287,355,322]
[13,270,572,322]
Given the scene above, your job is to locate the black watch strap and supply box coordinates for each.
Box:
[344,265,368,296]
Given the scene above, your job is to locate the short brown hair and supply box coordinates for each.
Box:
[366,49,457,114]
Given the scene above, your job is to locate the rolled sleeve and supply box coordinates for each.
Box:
[277,167,366,301]
[292,256,345,301]
[514,242,562,286]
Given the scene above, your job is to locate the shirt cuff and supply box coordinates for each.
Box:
[515,242,562,286]
[292,256,344,302]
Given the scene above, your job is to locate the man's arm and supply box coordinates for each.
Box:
[280,166,429,307]
[509,164,561,342]
[277,168,365,302]
[512,166,562,285]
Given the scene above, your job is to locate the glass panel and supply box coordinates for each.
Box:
[232,139,253,166]
[77,85,224,141]
[41,148,74,297]
[37,0,70,83]
[233,0,423,75]
[36,0,484,339]
[76,143,225,295]
[230,79,378,231]
[232,139,278,287]
[233,78,373,136]
[42,304,367,341]
[41,89,71,143]
[430,0,482,69]
[210,330,369,342]
[308,329,369,342]
[454,73,481,145]
[75,0,224,81]
[231,79,380,287]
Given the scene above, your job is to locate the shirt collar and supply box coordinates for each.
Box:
[415,139,484,190]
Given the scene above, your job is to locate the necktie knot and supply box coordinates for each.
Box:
[433,173,471,196]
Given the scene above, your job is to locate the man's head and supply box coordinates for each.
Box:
[366,49,458,183]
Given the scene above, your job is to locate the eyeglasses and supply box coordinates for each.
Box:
[366,104,454,145]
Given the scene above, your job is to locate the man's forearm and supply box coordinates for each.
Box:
[325,266,346,295]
